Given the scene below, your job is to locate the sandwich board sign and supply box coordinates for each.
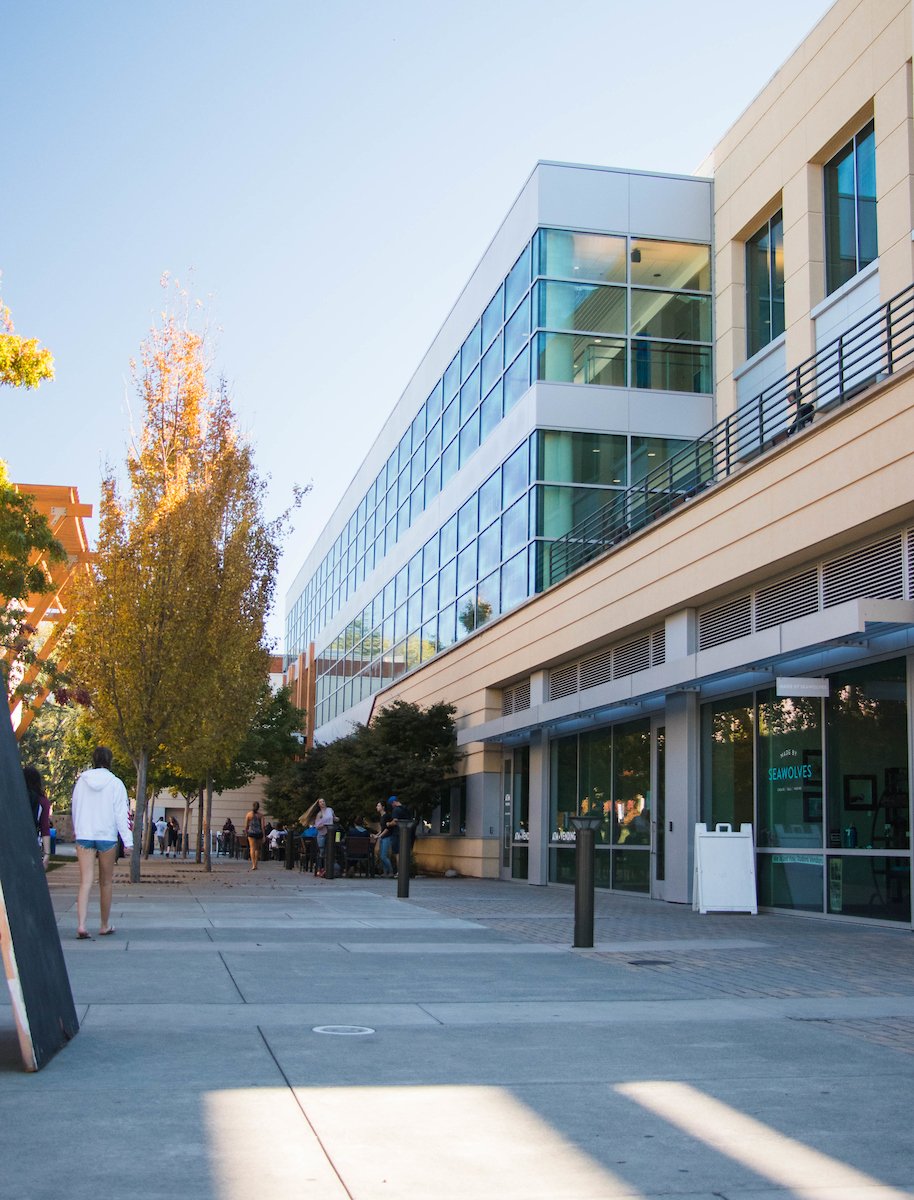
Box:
[692,822,758,914]
[0,711,78,1070]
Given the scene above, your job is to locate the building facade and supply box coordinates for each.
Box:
[287,0,914,925]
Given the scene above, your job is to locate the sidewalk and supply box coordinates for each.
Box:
[3,855,914,1199]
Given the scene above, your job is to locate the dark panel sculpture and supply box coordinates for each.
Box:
[0,711,78,1070]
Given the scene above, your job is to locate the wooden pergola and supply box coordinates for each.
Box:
[6,483,93,740]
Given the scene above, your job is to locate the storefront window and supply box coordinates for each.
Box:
[757,690,823,849]
[701,695,754,830]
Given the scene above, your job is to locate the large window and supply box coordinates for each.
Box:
[825,120,877,295]
[746,210,784,357]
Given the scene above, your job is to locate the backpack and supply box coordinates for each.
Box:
[248,815,262,837]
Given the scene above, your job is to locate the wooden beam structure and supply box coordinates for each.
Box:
[5,483,93,739]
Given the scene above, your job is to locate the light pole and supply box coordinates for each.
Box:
[570,813,602,948]
[397,820,417,899]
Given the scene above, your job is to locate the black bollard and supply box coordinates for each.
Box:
[570,814,602,948]
[397,820,416,899]
[284,830,295,871]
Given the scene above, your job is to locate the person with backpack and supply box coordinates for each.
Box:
[22,766,51,871]
[244,800,265,871]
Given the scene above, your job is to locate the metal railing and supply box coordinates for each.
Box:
[548,282,914,587]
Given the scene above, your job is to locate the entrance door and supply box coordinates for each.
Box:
[501,748,529,880]
[651,722,665,898]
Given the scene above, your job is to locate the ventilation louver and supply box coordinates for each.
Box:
[698,595,752,650]
[823,535,903,607]
[549,662,580,701]
[755,569,819,630]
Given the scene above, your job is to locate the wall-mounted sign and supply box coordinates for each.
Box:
[776,676,829,698]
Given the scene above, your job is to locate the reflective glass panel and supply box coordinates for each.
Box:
[825,121,877,295]
[481,333,503,393]
[536,485,611,539]
[504,345,530,413]
[425,461,441,503]
[630,240,711,291]
[479,470,501,527]
[505,295,530,363]
[631,436,691,484]
[442,397,458,445]
[441,437,458,489]
[537,332,626,387]
[505,242,531,315]
[422,578,437,623]
[535,281,626,334]
[458,495,478,547]
[477,520,500,577]
[440,513,457,562]
[501,495,527,556]
[460,366,480,423]
[422,535,439,581]
[746,211,785,358]
[482,285,504,348]
[538,229,626,283]
[459,412,480,464]
[426,419,441,467]
[439,556,457,602]
[461,320,482,381]
[502,443,528,506]
[438,602,457,648]
[501,547,527,610]
[457,544,476,594]
[756,689,823,850]
[538,431,627,486]
[631,290,711,342]
[480,381,503,440]
[631,340,712,393]
[444,353,460,400]
[701,695,754,831]
[426,380,443,421]
[457,589,477,638]
[477,570,499,624]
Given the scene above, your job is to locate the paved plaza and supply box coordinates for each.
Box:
[2,855,914,1199]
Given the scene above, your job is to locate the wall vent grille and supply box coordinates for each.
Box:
[614,635,651,677]
[823,535,903,607]
[502,678,531,716]
[698,596,752,649]
[580,648,614,691]
[755,569,819,630]
[549,663,580,701]
[651,629,666,665]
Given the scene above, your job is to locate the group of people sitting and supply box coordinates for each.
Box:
[297,795,411,878]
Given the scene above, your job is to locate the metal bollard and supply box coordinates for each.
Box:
[570,814,602,948]
[397,820,416,899]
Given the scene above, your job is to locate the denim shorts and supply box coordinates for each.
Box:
[76,839,117,852]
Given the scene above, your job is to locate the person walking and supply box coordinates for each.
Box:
[23,765,51,871]
[71,746,133,939]
[244,801,265,871]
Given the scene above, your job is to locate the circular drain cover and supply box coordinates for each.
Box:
[312,1025,375,1036]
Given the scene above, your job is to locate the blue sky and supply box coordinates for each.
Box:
[4,0,833,645]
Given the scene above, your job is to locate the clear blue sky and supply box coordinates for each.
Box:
[4,0,833,646]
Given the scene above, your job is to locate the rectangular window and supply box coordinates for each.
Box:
[538,430,627,486]
[535,280,626,334]
[537,332,626,388]
[537,229,626,283]
[504,345,530,413]
[825,120,877,295]
[630,240,711,291]
[631,339,711,393]
[746,210,785,357]
[631,290,711,343]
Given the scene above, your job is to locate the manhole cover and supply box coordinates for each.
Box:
[312,1025,375,1036]
[628,959,672,966]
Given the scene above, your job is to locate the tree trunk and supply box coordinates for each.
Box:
[130,749,149,883]
[204,771,213,872]
[195,784,204,863]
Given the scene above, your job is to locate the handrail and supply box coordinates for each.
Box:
[548,282,914,586]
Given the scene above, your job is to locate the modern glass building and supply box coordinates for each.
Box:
[286,163,713,740]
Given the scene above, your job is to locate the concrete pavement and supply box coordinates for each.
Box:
[2,854,914,1199]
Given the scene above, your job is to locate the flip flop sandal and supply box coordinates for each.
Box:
[76,932,91,940]
[98,927,116,936]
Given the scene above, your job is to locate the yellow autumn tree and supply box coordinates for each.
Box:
[0,296,54,389]
[163,380,294,871]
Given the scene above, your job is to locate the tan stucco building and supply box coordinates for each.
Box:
[288,0,914,924]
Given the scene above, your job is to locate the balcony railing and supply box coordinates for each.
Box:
[548,282,914,587]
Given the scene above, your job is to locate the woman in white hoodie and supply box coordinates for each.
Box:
[71,746,133,939]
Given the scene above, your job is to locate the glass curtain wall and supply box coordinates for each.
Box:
[289,227,713,674]
[549,719,652,892]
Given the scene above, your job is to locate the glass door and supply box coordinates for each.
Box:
[501,748,529,880]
